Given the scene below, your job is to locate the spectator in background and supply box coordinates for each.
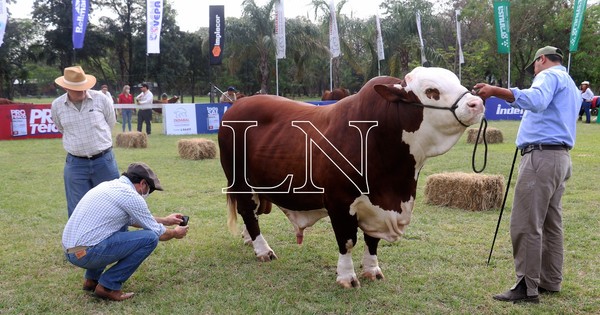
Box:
[579,81,594,123]
[220,86,237,103]
[100,85,114,103]
[51,66,120,217]
[118,85,135,132]
[136,83,154,135]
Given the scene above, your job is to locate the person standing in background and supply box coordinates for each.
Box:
[118,85,135,132]
[51,66,120,217]
[136,83,154,135]
[579,81,593,123]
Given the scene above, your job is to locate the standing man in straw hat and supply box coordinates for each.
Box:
[51,66,120,217]
[474,46,578,304]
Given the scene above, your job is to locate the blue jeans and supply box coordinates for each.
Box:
[66,230,159,291]
[582,101,591,123]
[122,109,133,132]
[64,150,119,217]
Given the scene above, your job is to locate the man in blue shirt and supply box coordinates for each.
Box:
[474,46,578,304]
[63,162,189,301]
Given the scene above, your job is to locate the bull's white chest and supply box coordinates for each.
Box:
[348,195,414,242]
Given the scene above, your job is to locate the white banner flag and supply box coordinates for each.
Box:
[147,0,163,54]
[456,10,464,64]
[375,14,384,61]
[416,11,427,65]
[329,0,341,58]
[0,0,7,47]
[275,0,286,59]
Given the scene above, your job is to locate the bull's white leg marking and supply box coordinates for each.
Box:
[241,225,252,245]
[360,248,384,280]
[279,207,328,244]
[349,195,413,242]
[336,241,359,288]
[253,234,278,262]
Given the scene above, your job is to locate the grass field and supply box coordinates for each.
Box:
[0,120,598,314]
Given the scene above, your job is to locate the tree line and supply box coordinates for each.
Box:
[1,0,599,101]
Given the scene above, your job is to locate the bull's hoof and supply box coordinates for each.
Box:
[336,277,361,288]
[360,270,385,281]
[256,251,278,262]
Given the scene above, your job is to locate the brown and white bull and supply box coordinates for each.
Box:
[218,67,484,288]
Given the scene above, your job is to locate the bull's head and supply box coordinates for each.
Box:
[373,67,484,128]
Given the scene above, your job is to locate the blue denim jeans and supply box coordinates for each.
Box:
[66,230,159,291]
[64,150,119,217]
[122,109,134,132]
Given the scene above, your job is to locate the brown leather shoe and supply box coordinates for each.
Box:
[94,284,134,301]
[493,280,539,304]
[83,279,98,291]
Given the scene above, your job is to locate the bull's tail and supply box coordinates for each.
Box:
[226,195,238,235]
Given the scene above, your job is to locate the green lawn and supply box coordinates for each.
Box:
[0,121,598,314]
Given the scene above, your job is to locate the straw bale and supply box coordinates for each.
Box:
[178,138,217,160]
[116,131,147,148]
[466,127,503,144]
[424,172,504,211]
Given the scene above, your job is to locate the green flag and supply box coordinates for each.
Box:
[569,0,587,52]
[493,0,510,54]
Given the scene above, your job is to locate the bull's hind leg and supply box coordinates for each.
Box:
[236,194,277,262]
[361,233,384,280]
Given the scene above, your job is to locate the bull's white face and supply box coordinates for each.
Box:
[403,67,484,127]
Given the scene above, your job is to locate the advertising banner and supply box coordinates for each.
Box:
[375,14,384,61]
[209,5,225,65]
[275,0,286,59]
[484,97,523,120]
[569,0,587,52]
[456,10,464,64]
[147,0,163,54]
[493,0,510,54]
[0,104,62,140]
[72,0,89,49]
[328,0,340,58]
[0,0,7,47]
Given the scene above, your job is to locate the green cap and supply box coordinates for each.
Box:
[524,46,564,75]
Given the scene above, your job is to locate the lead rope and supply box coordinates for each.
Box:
[471,117,488,173]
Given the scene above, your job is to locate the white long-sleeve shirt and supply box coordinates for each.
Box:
[581,88,594,102]
[136,90,154,109]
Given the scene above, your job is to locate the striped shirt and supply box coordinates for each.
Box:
[62,176,167,249]
[51,90,116,157]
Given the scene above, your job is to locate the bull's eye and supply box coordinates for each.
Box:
[425,88,440,101]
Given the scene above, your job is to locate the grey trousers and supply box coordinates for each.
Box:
[511,149,571,296]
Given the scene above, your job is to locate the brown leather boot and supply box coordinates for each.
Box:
[94,284,134,301]
[493,279,539,304]
[82,279,98,291]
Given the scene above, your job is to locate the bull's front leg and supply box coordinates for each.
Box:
[237,194,277,262]
[361,233,384,280]
[330,208,360,288]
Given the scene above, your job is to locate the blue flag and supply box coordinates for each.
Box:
[72,0,89,49]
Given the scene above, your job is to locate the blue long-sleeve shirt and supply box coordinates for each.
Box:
[509,65,579,149]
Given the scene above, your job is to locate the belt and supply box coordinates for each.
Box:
[65,246,90,254]
[70,147,112,160]
[520,144,569,156]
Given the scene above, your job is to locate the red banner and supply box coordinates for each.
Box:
[0,103,62,140]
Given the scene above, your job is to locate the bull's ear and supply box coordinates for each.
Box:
[374,84,420,104]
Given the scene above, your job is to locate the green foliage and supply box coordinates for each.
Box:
[0,121,598,313]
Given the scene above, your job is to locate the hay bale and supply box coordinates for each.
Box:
[116,131,147,148]
[424,172,504,211]
[466,127,503,144]
[178,138,217,160]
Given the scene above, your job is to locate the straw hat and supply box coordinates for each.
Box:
[581,81,590,86]
[54,66,97,91]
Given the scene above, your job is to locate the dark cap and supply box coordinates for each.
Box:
[524,46,564,75]
[227,86,236,91]
[126,162,163,192]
